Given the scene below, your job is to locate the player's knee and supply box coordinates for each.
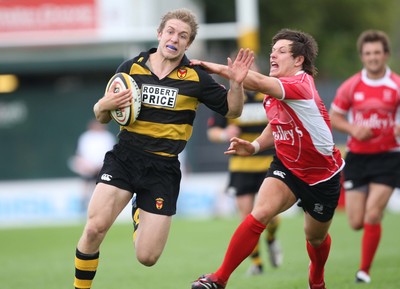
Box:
[136,252,160,267]
[84,223,108,242]
[351,223,363,231]
[348,219,363,230]
[365,210,383,224]
[307,237,323,247]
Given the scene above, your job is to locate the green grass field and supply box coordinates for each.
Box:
[1,211,399,289]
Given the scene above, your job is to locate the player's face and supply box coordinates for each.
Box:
[269,39,302,78]
[157,19,192,61]
[360,41,388,77]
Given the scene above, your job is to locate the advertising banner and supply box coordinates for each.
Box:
[0,0,97,45]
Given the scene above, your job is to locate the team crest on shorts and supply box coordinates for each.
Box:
[155,197,164,210]
[313,203,324,215]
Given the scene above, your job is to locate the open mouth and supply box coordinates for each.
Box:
[166,45,177,51]
[271,62,278,68]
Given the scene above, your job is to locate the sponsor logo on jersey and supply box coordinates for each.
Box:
[354,112,394,129]
[383,89,394,102]
[177,68,187,79]
[101,174,112,181]
[272,125,303,145]
[155,197,164,210]
[264,98,272,107]
[142,84,178,108]
[354,92,364,101]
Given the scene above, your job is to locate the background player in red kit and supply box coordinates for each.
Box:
[330,29,400,284]
[190,28,344,289]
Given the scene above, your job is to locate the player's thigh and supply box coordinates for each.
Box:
[135,209,172,258]
[365,183,394,223]
[252,177,296,224]
[87,183,132,229]
[345,190,367,229]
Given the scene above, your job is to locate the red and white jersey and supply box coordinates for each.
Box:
[331,67,400,154]
[264,72,344,185]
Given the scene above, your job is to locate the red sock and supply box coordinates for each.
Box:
[215,214,266,282]
[306,234,331,285]
[360,223,381,274]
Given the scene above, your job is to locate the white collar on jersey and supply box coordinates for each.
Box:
[361,66,392,87]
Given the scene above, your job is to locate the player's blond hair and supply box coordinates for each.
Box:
[158,8,199,45]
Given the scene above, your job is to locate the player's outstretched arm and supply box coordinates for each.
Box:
[225,49,254,118]
[190,48,253,80]
[191,53,282,99]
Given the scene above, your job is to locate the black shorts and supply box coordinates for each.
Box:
[266,156,341,222]
[343,151,400,190]
[96,143,181,216]
[227,172,267,197]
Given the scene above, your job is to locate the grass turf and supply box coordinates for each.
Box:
[1,210,399,289]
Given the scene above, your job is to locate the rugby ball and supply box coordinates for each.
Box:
[105,72,141,126]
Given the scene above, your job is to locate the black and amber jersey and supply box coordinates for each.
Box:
[115,48,229,157]
[208,91,275,172]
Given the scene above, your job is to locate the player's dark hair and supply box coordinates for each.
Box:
[158,8,199,45]
[272,28,319,77]
[357,29,391,55]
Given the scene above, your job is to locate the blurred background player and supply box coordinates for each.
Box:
[330,29,400,284]
[207,61,282,275]
[69,119,116,213]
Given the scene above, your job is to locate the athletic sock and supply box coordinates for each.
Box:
[360,223,381,274]
[215,214,266,282]
[249,243,262,266]
[306,234,331,285]
[266,216,280,243]
[74,249,99,289]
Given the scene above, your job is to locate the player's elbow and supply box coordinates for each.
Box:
[225,108,242,119]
